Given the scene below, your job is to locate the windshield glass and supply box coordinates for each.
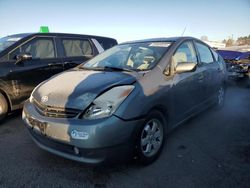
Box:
[0,36,23,52]
[83,41,172,71]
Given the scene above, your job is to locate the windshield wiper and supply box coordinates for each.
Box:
[79,66,136,72]
[78,66,103,71]
[102,66,135,72]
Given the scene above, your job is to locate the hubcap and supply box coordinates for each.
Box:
[218,87,225,106]
[140,119,163,157]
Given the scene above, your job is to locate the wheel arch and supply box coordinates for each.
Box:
[147,105,169,127]
[0,88,12,112]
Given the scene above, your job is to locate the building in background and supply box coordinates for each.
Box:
[203,40,226,49]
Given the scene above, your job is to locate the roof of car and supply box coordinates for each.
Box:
[217,50,250,60]
[121,36,196,44]
[217,50,243,60]
[4,33,31,38]
[5,32,116,40]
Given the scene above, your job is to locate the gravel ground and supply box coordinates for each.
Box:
[0,83,250,188]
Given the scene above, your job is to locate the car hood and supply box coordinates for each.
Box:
[32,69,138,110]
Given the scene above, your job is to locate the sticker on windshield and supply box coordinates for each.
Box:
[149,42,171,47]
[7,37,22,42]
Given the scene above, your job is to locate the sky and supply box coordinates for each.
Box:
[0,0,249,43]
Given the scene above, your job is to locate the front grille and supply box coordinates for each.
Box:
[33,99,81,118]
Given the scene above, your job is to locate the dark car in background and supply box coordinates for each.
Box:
[217,50,250,79]
[22,37,227,165]
[0,33,117,121]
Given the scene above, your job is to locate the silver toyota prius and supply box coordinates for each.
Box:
[22,37,227,165]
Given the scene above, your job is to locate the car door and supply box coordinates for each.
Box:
[194,41,220,101]
[59,37,96,70]
[170,41,206,125]
[7,36,63,103]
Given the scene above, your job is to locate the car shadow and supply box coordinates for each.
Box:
[0,109,22,126]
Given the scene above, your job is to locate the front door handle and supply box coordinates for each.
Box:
[197,75,204,83]
[217,68,222,72]
[198,75,204,80]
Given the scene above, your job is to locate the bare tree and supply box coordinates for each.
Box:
[226,39,234,47]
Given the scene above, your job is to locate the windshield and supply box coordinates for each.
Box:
[0,36,23,52]
[82,41,172,71]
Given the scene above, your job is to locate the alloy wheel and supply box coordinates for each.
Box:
[140,119,164,157]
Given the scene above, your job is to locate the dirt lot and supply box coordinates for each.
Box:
[0,83,250,188]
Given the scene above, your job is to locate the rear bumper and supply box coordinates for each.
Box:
[22,101,144,164]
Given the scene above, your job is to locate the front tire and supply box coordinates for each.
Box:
[0,93,8,122]
[136,111,166,165]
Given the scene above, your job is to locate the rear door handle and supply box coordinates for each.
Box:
[64,61,78,65]
[48,63,62,66]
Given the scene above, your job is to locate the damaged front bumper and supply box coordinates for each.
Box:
[22,101,144,164]
[227,64,250,79]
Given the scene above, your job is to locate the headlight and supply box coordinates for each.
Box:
[29,94,34,103]
[29,80,46,103]
[83,85,134,120]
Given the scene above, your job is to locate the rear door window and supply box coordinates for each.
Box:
[62,39,93,57]
[211,49,219,61]
[195,42,214,64]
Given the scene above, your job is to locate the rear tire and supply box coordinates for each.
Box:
[0,93,8,122]
[136,110,166,165]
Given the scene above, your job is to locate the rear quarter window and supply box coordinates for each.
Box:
[95,38,118,50]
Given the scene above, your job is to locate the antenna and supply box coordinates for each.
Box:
[181,26,186,36]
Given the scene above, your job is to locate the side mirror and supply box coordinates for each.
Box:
[175,62,197,74]
[163,64,171,76]
[16,53,32,64]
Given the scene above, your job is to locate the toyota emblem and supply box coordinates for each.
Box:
[41,96,48,103]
